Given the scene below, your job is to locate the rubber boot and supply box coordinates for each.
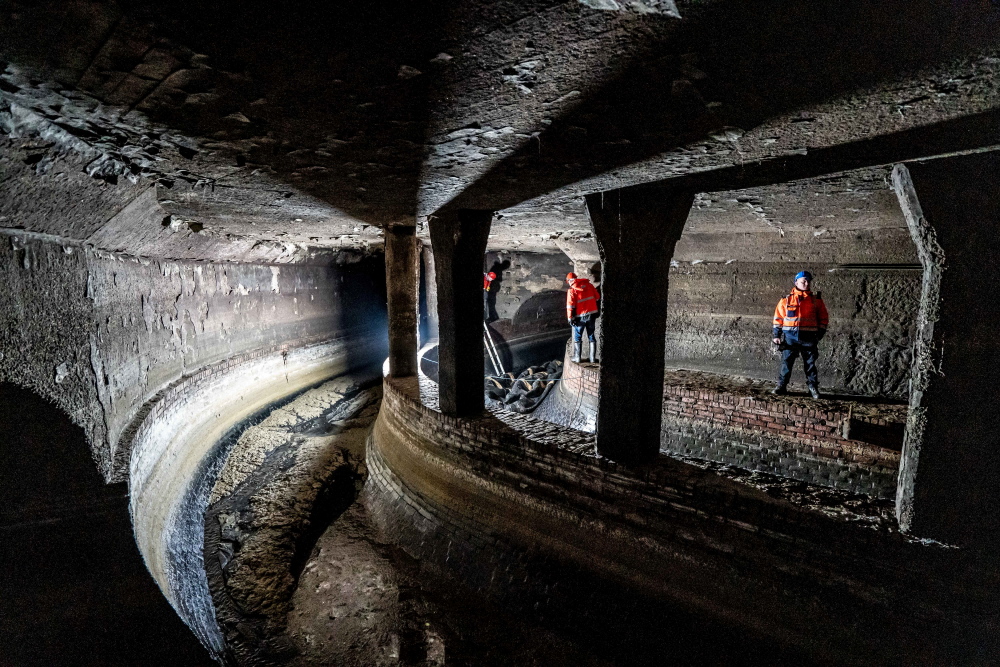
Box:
[808,385,821,399]
[572,342,581,363]
[589,345,595,363]
[770,384,787,395]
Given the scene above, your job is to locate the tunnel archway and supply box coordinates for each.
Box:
[0,383,209,666]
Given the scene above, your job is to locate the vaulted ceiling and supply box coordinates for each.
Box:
[2,0,999,258]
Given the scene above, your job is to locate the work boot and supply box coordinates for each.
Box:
[589,346,596,363]
[571,343,581,363]
[770,384,787,395]
[808,385,821,400]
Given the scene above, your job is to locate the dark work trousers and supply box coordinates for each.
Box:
[778,343,819,388]
[572,313,596,345]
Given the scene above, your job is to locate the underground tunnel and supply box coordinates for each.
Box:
[2,1,1000,665]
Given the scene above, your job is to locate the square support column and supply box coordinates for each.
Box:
[892,154,1000,545]
[428,209,493,416]
[586,188,695,465]
[385,225,420,378]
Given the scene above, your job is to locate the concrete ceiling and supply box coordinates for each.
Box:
[1,0,999,260]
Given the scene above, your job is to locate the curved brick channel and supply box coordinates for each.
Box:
[365,375,1000,664]
[534,341,904,497]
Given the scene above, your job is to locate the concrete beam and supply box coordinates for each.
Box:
[892,155,1000,546]
[428,209,493,416]
[586,188,695,465]
[385,225,420,377]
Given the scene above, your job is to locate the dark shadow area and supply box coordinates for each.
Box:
[339,253,389,342]
[0,383,210,666]
[445,0,1000,212]
[484,258,511,323]
[511,289,566,331]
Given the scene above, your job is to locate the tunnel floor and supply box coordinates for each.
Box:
[285,493,820,667]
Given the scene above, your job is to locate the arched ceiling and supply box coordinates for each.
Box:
[1,0,999,259]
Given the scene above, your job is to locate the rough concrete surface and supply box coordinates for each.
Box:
[0,228,383,481]
[205,374,382,664]
[663,262,920,398]
[129,340,380,658]
[4,0,1000,664]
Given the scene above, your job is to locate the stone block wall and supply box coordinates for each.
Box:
[129,337,382,659]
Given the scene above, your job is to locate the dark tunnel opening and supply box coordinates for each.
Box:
[0,383,210,666]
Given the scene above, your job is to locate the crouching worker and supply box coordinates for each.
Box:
[566,272,600,363]
[771,270,828,399]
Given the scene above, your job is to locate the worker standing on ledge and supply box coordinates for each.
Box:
[771,270,829,399]
[483,271,497,320]
[566,272,600,363]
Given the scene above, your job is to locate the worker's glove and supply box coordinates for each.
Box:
[817,329,827,341]
[570,316,580,326]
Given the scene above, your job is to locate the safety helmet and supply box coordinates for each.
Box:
[566,272,577,282]
[794,270,813,282]
[486,271,496,281]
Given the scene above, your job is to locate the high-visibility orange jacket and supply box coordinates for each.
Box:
[566,279,600,319]
[772,288,828,341]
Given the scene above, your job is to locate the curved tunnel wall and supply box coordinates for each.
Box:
[129,336,383,657]
[365,376,999,664]
[0,383,209,664]
[0,227,388,658]
[0,229,384,482]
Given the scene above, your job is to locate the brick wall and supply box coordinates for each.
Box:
[533,340,903,497]
[530,340,599,431]
[660,384,902,498]
[363,376,1000,664]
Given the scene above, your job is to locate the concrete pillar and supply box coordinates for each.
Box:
[428,209,493,415]
[892,154,1000,546]
[385,225,420,377]
[585,187,695,465]
[420,243,438,344]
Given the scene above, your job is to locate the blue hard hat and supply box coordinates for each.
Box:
[794,271,813,282]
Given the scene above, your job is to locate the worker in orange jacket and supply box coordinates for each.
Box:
[771,270,829,398]
[566,272,600,363]
[483,271,496,321]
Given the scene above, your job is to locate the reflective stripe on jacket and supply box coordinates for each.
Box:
[567,279,600,317]
[772,288,828,337]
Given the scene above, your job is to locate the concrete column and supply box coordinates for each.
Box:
[385,225,420,377]
[420,243,438,344]
[585,187,695,465]
[428,209,493,416]
[892,154,1000,546]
